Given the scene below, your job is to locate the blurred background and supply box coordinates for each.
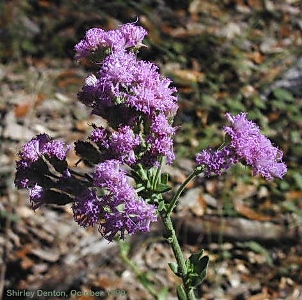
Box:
[0,0,302,299]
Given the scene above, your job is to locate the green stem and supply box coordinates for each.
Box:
[160,213,196,300]
[152,156,165,189]
[166,166,204,215]
[160,166,204,299]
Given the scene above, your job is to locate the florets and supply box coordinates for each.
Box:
[196,113,287,180]
[74,23,148,60]
[224,113,287,180]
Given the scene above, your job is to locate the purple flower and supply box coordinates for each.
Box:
[142,113,176,166]
[119,23,148,48]
[74,23,148,60]
[145,134,175,165]
[99,51,137,93]
[124,197,157,232]
[15,134,71,190]
[72,189,102,228]
[85,28,107,49]
[18,134,70,166]
[18,134,50,165]
[150,113,176,136]
[15,135,68,190]
[42,139,71,161]
[100,196,157,241]
[89,127,109,145]
[108,126,140,164]
[93,159,123,190]
[74,40,91,60]
[93,160,138,203]
[29,184,45,210]
[125,59,178,116]
[79,50,177,118]
[196,146,238,177]
[90,125,140,164]
[91,159,157,241]
[74,27,109,60]
[195,113,287,180]
[224,113,287,180]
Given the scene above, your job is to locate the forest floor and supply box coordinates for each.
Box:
[1,1,302,299]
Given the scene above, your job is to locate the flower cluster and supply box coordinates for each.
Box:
[79,49,178,119]
[14,134,75,209]
[92,160,157,240]
[71,160,157,241]
[224,113,287,180]
[15,22,287,245]
[15,23,171,241]
[75,23,177,168]
[196,113,287,180]
[74,23,148,59]
[15,134,70,189]
[196,146,238,177]
[89,125,140,165]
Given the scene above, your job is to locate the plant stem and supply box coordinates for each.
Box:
[166,166,203,215]
[160,166,204,299]
[153,156,165,189]
[160,213,196,300]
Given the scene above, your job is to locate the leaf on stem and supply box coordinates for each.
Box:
[153,183,171,193]
[161,173,169,184]
[157,200,166,212]
[177,285,187,300]
[186,249,209,287]
[168,262,180,276]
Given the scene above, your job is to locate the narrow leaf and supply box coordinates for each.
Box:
[177,285,187,300]
[168,262,179,276]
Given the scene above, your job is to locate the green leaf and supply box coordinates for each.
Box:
[188,249,205,265]
[176,285,187,300]
[153,183,171,193]
[186,250,209,287]
[168,262,180,276]
[157,200,166,212]
[161,173,169,185]
[272,88,294,102]
[189,256,209,287]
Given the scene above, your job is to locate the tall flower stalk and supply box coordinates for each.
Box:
[15,22,287,299]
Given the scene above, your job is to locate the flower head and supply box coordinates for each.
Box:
[15,134,71,189]
[91,160,157,241]
[93,159,124,190]
[18,134,70,166]
[142,113,176,166]
[119,23,148,48]
[108,126,140,164]
[224,113,287,180]
[18,134,50,165]
[99,197,157,241]
[72,189,102,227]
[196,146,238,177]
[29,184,45,210]
[74,23,148,60]
[77,40,178,119]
